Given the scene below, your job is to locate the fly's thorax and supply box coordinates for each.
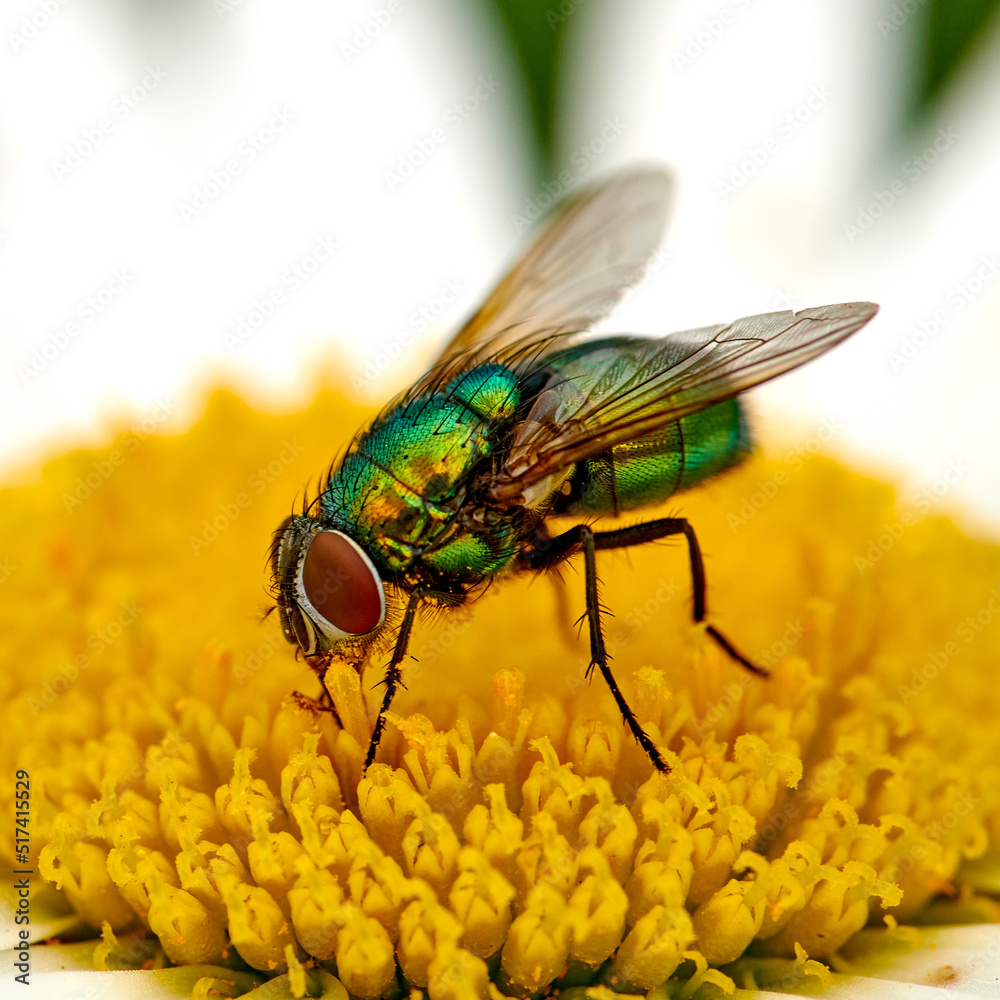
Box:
[326,452,523,585]
[270,514,387,657]
[321,366,522,581]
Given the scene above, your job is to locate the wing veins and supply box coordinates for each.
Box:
[493,303,879,499]
[401,167,673,400]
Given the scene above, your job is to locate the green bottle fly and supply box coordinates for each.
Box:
[269,168,878,772]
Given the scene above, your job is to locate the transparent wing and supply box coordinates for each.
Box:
[491,302,879,502]
[407,166,672,397]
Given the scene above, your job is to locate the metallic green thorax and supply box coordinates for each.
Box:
[321,348,750,592]
[321,366,524,585]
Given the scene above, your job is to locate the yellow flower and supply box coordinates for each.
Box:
[2,385,999,998]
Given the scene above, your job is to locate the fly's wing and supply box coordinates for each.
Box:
[491,302,879,502]
[406,167,672,397]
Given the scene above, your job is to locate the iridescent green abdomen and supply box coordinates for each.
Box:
[322,365,522,581]
[553,398,750,515]
[521,336,752,517]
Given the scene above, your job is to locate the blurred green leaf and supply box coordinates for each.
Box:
[914,0,1000,114]
[481,0,578,181]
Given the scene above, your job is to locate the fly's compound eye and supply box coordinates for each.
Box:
[300,530,385,638]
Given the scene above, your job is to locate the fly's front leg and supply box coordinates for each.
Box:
[365,591,420,771]
[289,684,343,725]
[290,657,344,726]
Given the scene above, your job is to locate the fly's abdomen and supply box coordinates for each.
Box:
[556,397,750,515]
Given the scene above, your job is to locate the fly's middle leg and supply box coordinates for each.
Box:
[521,523,669,772]
[590,517,767,677]
[579,525,670,771]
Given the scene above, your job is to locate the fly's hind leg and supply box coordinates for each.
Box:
[590,517,767,677]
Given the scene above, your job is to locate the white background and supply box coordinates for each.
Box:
[2,0,999,531]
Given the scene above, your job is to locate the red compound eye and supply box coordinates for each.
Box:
[302,531,383,635]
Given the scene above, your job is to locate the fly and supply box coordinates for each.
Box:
[269,167,878,773]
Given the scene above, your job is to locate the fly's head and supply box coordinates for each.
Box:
[270,514,386,659]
